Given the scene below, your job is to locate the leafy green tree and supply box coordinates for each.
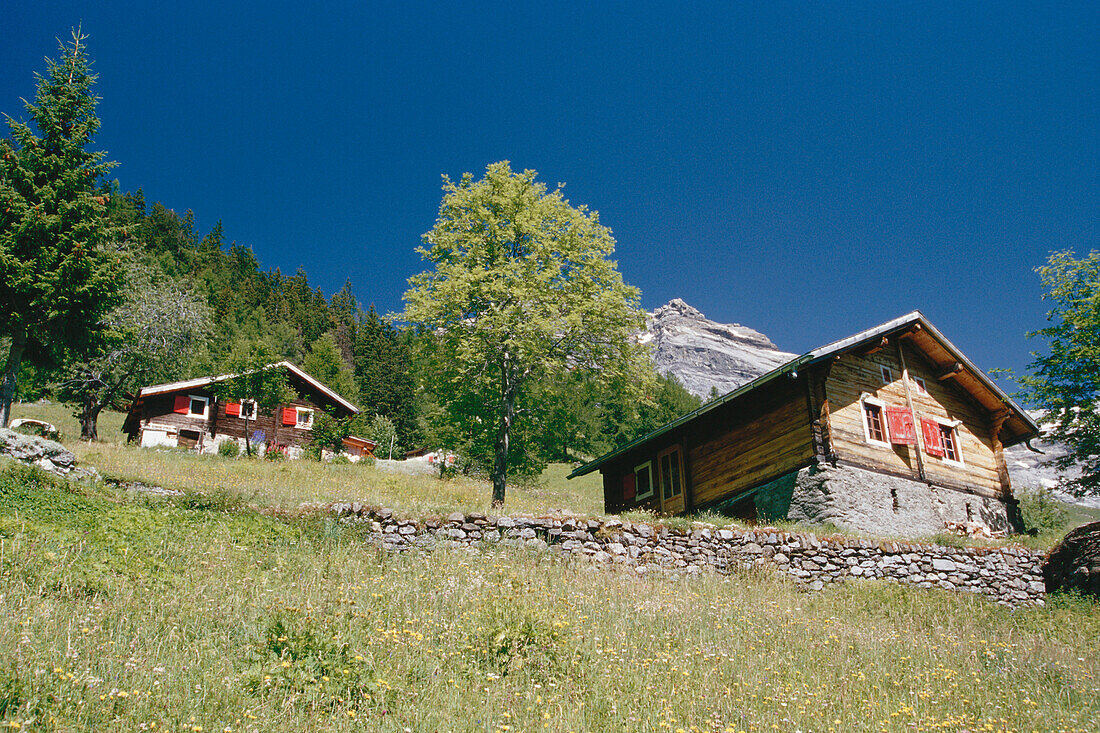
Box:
[58,262,212,439]
[212,345,295,456]
[306,410,351,460]
[1019,250,1100,495]
[0,29,121,426]
[302,331,359,403]
[359,414,399,459]
[402,162,652,508]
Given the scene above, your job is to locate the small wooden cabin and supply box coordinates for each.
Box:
[570,312,1040,536]
[123,361,359,456]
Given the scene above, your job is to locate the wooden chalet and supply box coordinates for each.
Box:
[123,361,359,456]
[570,312,1040,535]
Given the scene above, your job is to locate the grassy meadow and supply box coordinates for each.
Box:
[7,403,606,518]
[2,402,1100,731]
[1,463,1098,732]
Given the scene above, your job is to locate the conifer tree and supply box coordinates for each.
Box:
[302,331,359,403]
[354,305,418,444]
[0,28,120,425]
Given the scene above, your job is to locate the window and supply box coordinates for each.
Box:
[240,400,257,420]
[659,448,683,500]
[295,407,314,429]
[912,377,928,395]
[634,461,654,500]
[880,366,893,384]
[188,395,209,418]
[939,424,960,463]
[861,395,889,446]
[920,415,964,465]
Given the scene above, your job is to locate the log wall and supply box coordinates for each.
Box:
[825,342,1005,498]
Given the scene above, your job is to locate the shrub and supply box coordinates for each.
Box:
[1017,485,1070,534]
[329,454,351,465]
[217,440,240,458]
[362,414,399,459]
[264,446,286,462]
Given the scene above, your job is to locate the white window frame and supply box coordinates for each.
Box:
[239,399,258,421]
[928,416,965,466]
[634,461,654,501]
[295,407,314,430]
[187,394,209,419]
[912,376,928,395]
[880,366,893,385]
[860,393,891,448]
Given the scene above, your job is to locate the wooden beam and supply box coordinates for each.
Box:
[988,411,1012,498]
[936,362,964,381]
[859,336,889,356]
[899,324,924,340]
[896,339,927,481]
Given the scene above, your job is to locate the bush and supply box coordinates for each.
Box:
[217,440,240,458]
[329,454,351,465]
[1017,486,1070,534]
[361,414,399,459]
[264,446,286,462]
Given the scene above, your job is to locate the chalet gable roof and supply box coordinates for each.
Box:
[569,311,1038,478]
[136,361,359,414]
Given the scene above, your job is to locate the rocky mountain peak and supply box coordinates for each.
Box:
[643,299,796,398]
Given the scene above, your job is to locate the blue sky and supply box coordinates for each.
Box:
[4,2,1097,381]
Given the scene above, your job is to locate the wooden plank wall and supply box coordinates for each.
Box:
[825,342,1004,497]
[141,393,214,435]
[211,395,323,448]
[688,380,814,508]
[140,390,332,449]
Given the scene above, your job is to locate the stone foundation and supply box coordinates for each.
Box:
[754,464,1012,537]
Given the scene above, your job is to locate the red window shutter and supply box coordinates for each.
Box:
[921,417,945,456]
[225,402,241,417]
[622,472,636,501]
[885,406,915,445]
[282,407,297,426]
[173,395,190,414]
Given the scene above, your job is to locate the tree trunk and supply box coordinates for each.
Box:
[79,396,102,440]
[0,332,27,428]
[243,417,253,456]
[491,371,518,510]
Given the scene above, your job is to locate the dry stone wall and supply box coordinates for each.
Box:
[325,502,1046,607]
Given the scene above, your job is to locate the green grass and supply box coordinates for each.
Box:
[9,401,1098,549]
[8,403,605,518]
[0,463,1098,732]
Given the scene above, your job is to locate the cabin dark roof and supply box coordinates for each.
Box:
[569,311,1039,479]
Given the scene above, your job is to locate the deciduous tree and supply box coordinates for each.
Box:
[402,162,652,508]
[0,29,120,425]
[1019,250,1100,495]
[58,263,212,439]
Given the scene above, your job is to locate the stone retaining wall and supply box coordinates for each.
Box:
[325,503,1046,607]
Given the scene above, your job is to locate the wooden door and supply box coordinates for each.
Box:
[658,445,685,515]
